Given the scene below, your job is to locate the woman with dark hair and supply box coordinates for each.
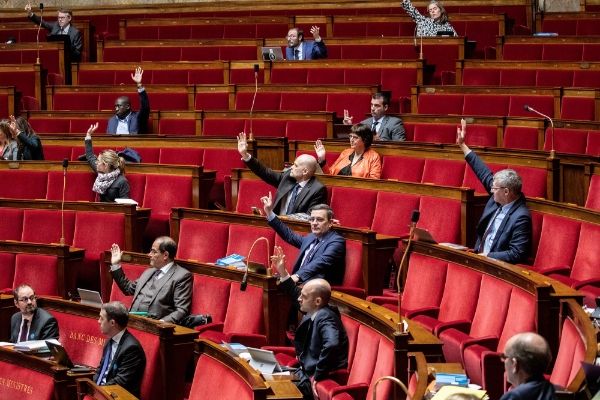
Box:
[314,123,381,179]
[9,116,44,160]
[401,0,457,36]
[0,120,18,160]
[85,122,130,202]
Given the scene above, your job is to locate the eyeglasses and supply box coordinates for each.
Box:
[348,135,361,141]
[149,249,164,255]
[18,295,36,303]
[490,186,507,192]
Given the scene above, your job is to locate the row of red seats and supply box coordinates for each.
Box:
[461,67,600,90]
[502,43,600,61]
[0,252,61,298]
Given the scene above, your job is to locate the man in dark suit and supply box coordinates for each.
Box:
[110,236,192,324]
[262,193,345,285]
[285,26,328,60]
[271,247,348,399]
[500,332,555,400]
[343,93,406,141]
[25,3,82,61]
[238,132,327,216]
[10,284,59,343]
[106,67,150,135]
[458,118,532,264]
[93,301,146,398]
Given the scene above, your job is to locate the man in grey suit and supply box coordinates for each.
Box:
[10,284,59,343]
[109,237,192,324]
[343,93,406,141]
[25,3,82,62]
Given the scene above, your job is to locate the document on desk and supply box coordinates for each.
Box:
[14,339,60,354]
[434,385,488,399]
[0,342,13,347]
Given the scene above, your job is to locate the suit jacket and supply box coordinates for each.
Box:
[467,152,532,264]
[10,308,59,343]
[85,139,130,202]
[28,14,82,61]
[499,376,556,400]
[285,40,328,60]
[111,263,193,324]
[245,156,327,215]
[92,329,146,398]
[360,115,406,141]
[268,216,345,285]
[16,133,44,160]
[106,89,150,135]
[279,278,348,381]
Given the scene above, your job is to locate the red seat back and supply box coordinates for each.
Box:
[0,252,16,290]
[469,276,513,339]
[142,174,193,216]
[190,275,231,322]
[329,187,377,229]
[46,171,96,202]
[22,209,76,246]
[532,214,581,271]
[189,353,254,400]
[380,156,425,182]
[421,159,466,187]
[0,170,48,199]
[570,223,600,282]
[177,219,229,262]
[0,359,55,399]
[418,196,461,244]
[497,288,537,352]
[0,208,23,241]
[342,240,364,290]
[503,126,539,150]
[585,175,600,211]
[226,225,275,265]
[372,191,421,238]
[403,254,448,316]
[14,254,59,296]
[159,148,204,166]
[437,264,482,323]
[236,179,272,214]
[222,284,264,335]
[550,317,586,388]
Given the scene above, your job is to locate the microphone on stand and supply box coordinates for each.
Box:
[36,3,44,65]
[248,64,259,140]
[413,25,423,60]
[397,210,420,314]
[524,105,555,158]
[60,158,68,246]
[241,236,270,291]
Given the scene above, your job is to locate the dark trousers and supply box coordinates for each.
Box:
[294,368,314,400]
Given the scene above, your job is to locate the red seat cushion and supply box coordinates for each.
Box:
[544,128,588,155]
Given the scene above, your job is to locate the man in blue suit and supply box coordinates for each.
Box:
[457,119,532,264]
[261,192,345,285]
[106,67,150,135]
[285,26,328,60]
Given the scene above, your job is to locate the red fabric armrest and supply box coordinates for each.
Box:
[332,286,366,299]
[329,383,370,400]
[460,336,499,353]
[366,296,398,307]
[434,319,471,336]
[226,333,267,348]
[539,266,571,276]
[194,321,224,333]
[572,278,600,289]
[405,306,439,319]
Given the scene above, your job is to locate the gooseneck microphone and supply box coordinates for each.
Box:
[397,210,420,314]
[36,3,44,65]
[60,158,68,246]
[524,105,555,158]
[413,25,423,60]
[241,236,270,291]
[248,64,259,140]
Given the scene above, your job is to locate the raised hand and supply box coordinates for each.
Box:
[237,132,249,158]
[85,123,99,140]
[25,2,32,16]
[131,67,144,85]
[270,246,288,278]
[314,140,326,162]
[8,116,18,138]
[110,243,123,266]
[310,26,321,40]
[260,191,274,216]
[456,118,466,146]
[342,109,353,126]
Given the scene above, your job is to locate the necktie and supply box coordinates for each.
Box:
[294,49,300,60]
[478,207,502,253]
[301,239,320,268]
[19,319,29,343]
[96,339,114,385]
[371,120,380,133]
[286,184,300,215]
[62,28,67,35]
[154,269,162,281]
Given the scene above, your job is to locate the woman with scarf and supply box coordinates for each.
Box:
[85,123,130,202]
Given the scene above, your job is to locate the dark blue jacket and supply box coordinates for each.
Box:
[466,151,532,264]
[499,376,556,400]
[285,40,328,60]
[107,89,150,135]
[268,216,345,285]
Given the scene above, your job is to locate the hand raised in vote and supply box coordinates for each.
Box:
[85,123,98,140]
[310,26,321,40]
[314,140,326,162]
[237,132,249,158]
[270,246,288,278]
[110,243,123,266]
[25,2,32,16]
[456,118,467,146]
[260,191,274,216]
[8,115,18,138]
[131,67,144,85]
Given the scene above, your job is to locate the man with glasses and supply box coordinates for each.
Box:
[457,118,532,264]
[25,3,82,61]
[10,284,59,343]
[109,237,192,324]
[285,26,328,61]
[261,194,345,285]
[500,333,555,400]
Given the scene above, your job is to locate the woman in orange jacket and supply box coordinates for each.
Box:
[315,123,382,179]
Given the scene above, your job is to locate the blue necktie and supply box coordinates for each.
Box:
[286,184,300,215]
[294,49,300,60]
[301,239,320,268]
[96,339,114,385]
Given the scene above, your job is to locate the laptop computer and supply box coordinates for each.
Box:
[78,288,102,307]
[46,341,91,372]
[261,47,284,61]
[246,347,283,374]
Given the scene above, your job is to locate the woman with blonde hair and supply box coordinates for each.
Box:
[85,123,130,202]
[0,119,18,160]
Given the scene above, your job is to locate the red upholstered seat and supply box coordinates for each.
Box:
[417,196,461,245]
[307,69,344,85]
[158,118,197,135]
[329,187,377,229]
[190,275,231,323]
[235,92,281,111]
[413,123,457,144]
[0,252,16,294]
[28,118,71,134]
[286,120,327,141]
[417,94,463,115]
[334,240,364,297]
[159,148,204,166]
[226,225,275,265]
[280,93,327,112]
[125,173,146,205]
[13,254,59,296]
[372,191,421,238]
[411,263,482,335]
[188,352,254,400]
[177,219,229,262]
[142,47,181,62]
[582,45,600,62]
[585,175,600,211]
[69,119,109,134]
[271,68,308,84]
[181,46,220,61]
[402,254,448,318]
[344,68,381,86]
[21,209,76,245]
[464,125,498,147]
[421,159,466,187]
[236,179,272,214]
[151,70,189,84]
[274,236,300,276]
[503,126,539,150]
[380,156,425,182]
[462,94,510,117]
[44,145,73,161]
[0,170,48,199]
[577,20,600,36]
[536,70,574,87]
[53,93,99,111]
[561,97,595,122]
[544,128,588,155]
[508,96,554,118]
[510,166,547,199]
[543,44,583,61]
[109,263,146,307]
[203,148,247,207]
[381,68,417,98]
[326,93,371,124]
[73,212,125,297]
[526,214,581,274]
[462,69,500,85]
[0,208,23,241]
[500,70,536,86]
[202,118,245,136]
[245,119,287,137]
[194,92,229,110]
[0,358,55,399]
[46,171,96,202]
[503,44,543,61]
[340,44,381,60]
[550,317,586,388]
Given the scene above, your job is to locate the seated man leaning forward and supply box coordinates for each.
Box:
[94,301,146,398]
[271,246,349,400]
[286,26,328,60]
[110,237,192,324]
[10,284,59,343]
[261,192,345,286]
[107,67,150,135]
[238,132,327,216]
[457,119,532,264]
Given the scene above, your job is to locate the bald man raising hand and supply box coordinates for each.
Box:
[238,132,327,216]
[271,246,348,400]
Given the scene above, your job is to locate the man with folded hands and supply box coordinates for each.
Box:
[10,284,59,343]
